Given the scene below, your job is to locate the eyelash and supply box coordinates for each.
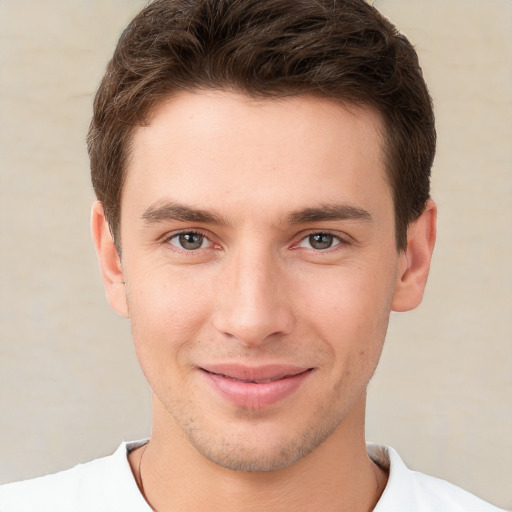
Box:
[163,230,216,252]
[161,229,350,254]
[292,231,350,253]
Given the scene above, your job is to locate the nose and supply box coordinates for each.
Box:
[212,245,294,346]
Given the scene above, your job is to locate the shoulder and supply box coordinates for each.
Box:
[368,443,505,512]
[0,441,151,512]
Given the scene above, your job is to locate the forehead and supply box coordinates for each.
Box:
[123,91,391,222]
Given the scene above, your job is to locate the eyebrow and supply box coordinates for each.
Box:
[141,200,372,227]
[141,201,229,226]
[286,204,372,224]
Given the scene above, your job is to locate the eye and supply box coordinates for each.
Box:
[168,232,210,251]
[298,232,341,250]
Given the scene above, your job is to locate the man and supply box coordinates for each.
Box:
[0,0,505,510]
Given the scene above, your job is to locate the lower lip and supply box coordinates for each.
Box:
[201,369,312,409]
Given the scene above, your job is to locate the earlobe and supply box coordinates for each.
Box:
[391,199,437,312]
[90,201,129,318]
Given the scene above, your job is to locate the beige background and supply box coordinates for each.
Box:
[0,0,511,509]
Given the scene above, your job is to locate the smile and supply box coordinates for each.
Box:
[216,374,291,384]
[199,365,314,409]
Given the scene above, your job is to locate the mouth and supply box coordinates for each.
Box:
[198,364,314,409]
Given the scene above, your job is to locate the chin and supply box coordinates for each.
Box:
[193,439,312,472]
[182,412,342,473]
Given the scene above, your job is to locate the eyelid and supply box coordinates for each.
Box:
[291,230,352,251]
[159,228,352,253]
[161,228,220,251]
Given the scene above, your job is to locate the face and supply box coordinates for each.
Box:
[103,91,414,471]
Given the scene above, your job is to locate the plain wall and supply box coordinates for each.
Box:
[0,0,510,509]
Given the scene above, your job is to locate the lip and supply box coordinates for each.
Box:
[199,364,313,409]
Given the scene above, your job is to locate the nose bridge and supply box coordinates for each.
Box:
[213,240,292,345]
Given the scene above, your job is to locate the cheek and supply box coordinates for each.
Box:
[296,262,396,365]
[299,262,394,324]
[125,267,212,372]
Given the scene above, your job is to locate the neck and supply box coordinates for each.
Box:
[130,394,387,512]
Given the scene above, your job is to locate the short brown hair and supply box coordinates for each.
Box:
[87,0,435,250]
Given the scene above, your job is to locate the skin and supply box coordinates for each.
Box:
[92,91,436,512]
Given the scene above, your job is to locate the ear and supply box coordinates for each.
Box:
[90,201,129,317]
[391,199,437,312]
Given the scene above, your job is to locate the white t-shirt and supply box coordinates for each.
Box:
[0,440,504,511]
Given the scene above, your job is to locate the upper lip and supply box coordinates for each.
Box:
[199,364,312,382]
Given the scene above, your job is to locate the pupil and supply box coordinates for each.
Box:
[179,233,203,250]
[310,233,333,250]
